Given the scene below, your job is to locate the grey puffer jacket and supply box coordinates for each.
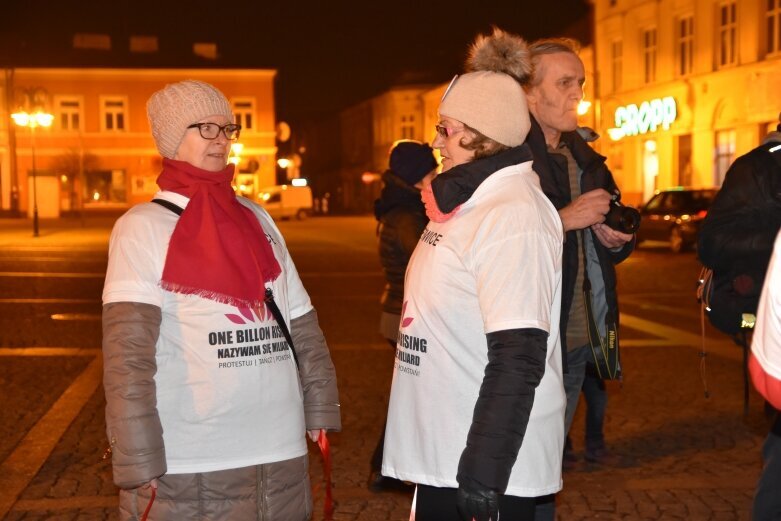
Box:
[118,454,312,520]
[102,303,340,520]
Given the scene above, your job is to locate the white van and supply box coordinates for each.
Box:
[257,185,313,220]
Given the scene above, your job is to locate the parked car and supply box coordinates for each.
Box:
[636,187,718,253]
[257,185,313,220]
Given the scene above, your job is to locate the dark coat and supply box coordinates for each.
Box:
[374,171,428,315]
[526,116,634,352]
[699,137,781,280]
[696,137,781,333]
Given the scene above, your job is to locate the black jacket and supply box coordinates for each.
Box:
[374,171,428,315]
[526,116,634,351]
[698,137,781,282]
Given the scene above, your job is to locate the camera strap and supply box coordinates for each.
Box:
[580,231,622,380]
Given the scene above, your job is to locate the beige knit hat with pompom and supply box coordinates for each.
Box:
[147,80,233,159]
[438,28,532,147]
[439,72,529,147]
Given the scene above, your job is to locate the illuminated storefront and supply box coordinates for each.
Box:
[593,0,781,205]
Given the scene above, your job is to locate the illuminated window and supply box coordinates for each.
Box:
[716,1,738,68]
[100,96,127,132]
[611,39,623,92]
[642,139,659,202]
[54,96,83,132]
[607,140,623,174]
[643,28,657,84]
[193,43,218,60]
[677,134,693,186]
[768,0,781,55]
[677,16,694,76]
[232,98,256,132]
[73,33,111,50]
[400,114,415,140]
[130,35,158,53]
[84,169,127,203]
[714,129,736,186]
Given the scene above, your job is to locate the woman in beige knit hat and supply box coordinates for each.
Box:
[102,79,341,520]
[382,31,566,520]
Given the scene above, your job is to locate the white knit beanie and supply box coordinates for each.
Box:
[439,71,530,147]
[147,80,233,159]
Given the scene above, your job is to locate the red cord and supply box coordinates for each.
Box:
[317,430,334,519]
[141,486,156,521]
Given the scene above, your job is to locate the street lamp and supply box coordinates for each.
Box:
[11,110,53,237]
[229,142,243,166]
[277,157,291,169]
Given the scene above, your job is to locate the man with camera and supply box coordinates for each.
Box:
[520,37,635,518]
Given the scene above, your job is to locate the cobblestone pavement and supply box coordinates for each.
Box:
[0,216,769,520]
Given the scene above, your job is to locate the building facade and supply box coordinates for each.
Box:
[0,68,277,217]
[594,0,781,205]
[339,84,435,212]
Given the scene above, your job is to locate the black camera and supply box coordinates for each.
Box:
[604,191,640,234]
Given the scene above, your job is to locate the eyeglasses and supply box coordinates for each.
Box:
[187,122,242,140]
[435,124,464,138]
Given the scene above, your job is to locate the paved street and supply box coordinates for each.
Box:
[0,215,771,520]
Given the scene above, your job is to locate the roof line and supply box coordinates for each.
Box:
[10,68,277,78]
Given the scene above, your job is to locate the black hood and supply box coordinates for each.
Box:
[374,170,425,220]
[431,144,534,213]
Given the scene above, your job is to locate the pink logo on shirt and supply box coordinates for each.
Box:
[225,304,269,325]
[401,301,414,328]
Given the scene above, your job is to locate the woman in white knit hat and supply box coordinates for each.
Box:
[382,31,565,520]
[102,79,340,520]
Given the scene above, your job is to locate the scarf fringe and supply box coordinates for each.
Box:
[159,281,264,309]
[156,159,281,306]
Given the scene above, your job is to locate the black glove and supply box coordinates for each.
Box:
[456,482,499,521]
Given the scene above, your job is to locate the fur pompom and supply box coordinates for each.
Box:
[466,27,531,83]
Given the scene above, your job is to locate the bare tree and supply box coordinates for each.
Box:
[52,149,100,213]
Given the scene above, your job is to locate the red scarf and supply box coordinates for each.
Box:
[157,158,281,307]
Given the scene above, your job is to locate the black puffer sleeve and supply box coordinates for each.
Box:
[457,327,548,492]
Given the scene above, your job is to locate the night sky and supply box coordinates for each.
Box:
[1,0,590,125]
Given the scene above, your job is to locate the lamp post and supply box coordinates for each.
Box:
[11,110,53,237]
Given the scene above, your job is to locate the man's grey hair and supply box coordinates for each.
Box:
[524,38,582,87]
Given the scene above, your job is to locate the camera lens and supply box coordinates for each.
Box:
[605,204,641,234]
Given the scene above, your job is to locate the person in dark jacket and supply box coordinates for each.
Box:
[518,36,635,519]
[697,119,781,521]
[369,139,437,491]
[698,122,781,335]
[375,140,438,345]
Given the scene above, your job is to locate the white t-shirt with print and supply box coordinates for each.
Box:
[103,191,311,474]
[382,162,566,497]
[752,230,781,380]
